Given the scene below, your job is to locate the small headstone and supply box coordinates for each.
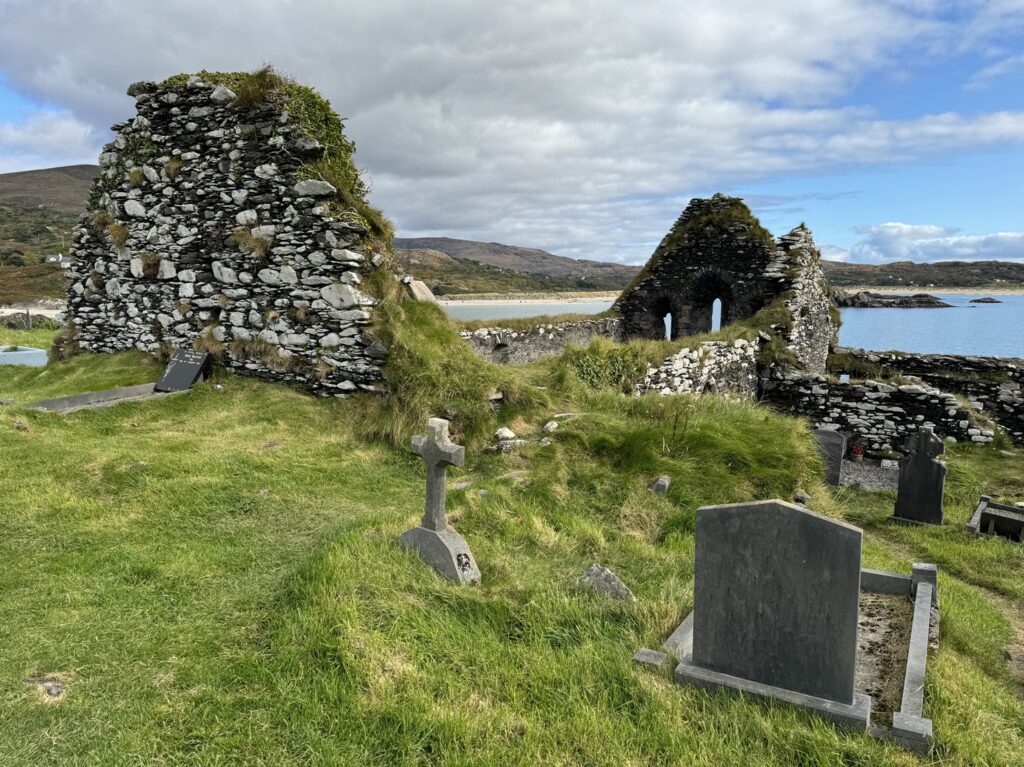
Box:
[891,427,946,526]
[814,429,847,486]
[649,476,671,494]
[154,348,211,393]
[880,459,899,470]
[399,418,480,585]
[577,563,636,602]
[677,500,866,713]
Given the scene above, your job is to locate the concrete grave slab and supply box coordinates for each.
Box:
[0,345,48,367]
[31,383,188,413]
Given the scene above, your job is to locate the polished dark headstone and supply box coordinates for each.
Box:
[690,500,862,703]
[814,429,847,486]
[154,348,211,393]
[891,427,946,526]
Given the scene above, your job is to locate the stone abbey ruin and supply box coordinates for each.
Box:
[65,71,389,396]
[65,71,1022,455]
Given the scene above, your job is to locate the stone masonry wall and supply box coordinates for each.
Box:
[762,370,989,455]
[66,75,387,396]
[460,318,623,364]
[636,339,759,397]
[833,348,1024,445]
[775,226,834,374]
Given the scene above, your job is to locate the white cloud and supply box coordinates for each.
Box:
[839,222,1024,263]
[0,1,1021,261]
[0,109,99,173]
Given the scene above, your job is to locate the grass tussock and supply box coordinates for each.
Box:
[127,168,145,188]
[164,158,183,181]
[232,227,272,262]
[106,222,129,248]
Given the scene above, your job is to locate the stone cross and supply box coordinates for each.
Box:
[400,418,479,585]
[892,426,946,526]
[411,417,465,531]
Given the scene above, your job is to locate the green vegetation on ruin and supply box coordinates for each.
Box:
[1,299,1023,765]
[621,194,778,295]
[158,66,393,251]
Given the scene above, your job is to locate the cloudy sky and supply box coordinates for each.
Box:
[0,0,1022,265]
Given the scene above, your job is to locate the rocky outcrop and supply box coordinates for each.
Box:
[65,73,389,396]
[833,290,952,308]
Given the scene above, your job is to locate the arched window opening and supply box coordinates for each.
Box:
[663,312,673,340]
[711,298,723,332]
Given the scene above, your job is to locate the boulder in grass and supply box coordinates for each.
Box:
[577,563,636,602]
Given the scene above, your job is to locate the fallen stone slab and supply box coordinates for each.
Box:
[31,383,189,414]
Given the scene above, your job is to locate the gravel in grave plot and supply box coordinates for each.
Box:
[855,592,913,726]
[842,459,899,492]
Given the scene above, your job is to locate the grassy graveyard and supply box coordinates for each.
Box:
[1,304,1023,766]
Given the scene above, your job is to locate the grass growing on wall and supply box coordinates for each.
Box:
[1,324,1023,765]
[159,66,392,251]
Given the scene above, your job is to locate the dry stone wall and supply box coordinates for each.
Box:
[460,318,622,364]
[833,348,1024,445]
[65,75,388,396]
[762,370,988,455]
[637,339,759,397]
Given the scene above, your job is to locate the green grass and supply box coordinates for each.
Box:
[1,322,1023,765]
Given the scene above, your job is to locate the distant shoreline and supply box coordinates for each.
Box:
[438,287,1024,305]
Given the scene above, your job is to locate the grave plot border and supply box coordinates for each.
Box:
[640,560,939,752]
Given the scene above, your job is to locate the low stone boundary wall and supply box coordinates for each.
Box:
[637,339,759,397]
[460,318,623,364]
[762,370,985,455]
[833,348,1023,446]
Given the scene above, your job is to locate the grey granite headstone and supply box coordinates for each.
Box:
[814,429,847,486]
[891,427,946,526]
[687,500,862,703]
[399,418,480,585]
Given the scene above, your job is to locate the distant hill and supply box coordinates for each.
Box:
[0,164,97,213]
[394,247,589,294]
[395,237,639,291]
[821,259,1024,288]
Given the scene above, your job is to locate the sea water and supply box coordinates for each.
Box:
[441,293,1024,359]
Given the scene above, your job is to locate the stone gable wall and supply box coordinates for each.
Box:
[65,76,387,396]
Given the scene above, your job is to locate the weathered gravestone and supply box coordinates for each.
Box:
[154,348,211,393]
[814,429,847,486]
[399,418,481,585]
[674,500,870,728]
[891,427,946,526]
[966,496,1024,542]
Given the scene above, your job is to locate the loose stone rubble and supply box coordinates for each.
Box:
[64,75,389,396]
